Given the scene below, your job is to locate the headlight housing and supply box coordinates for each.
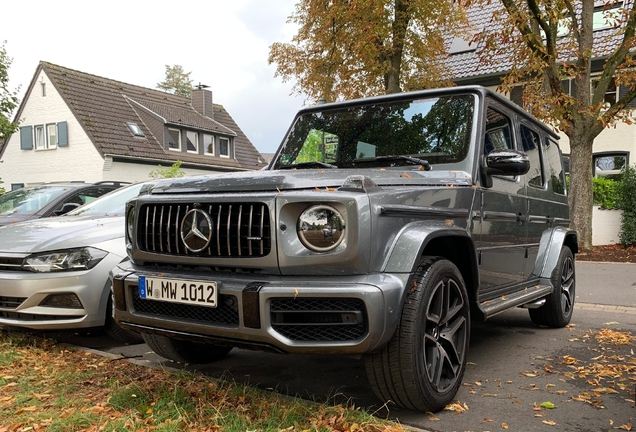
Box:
[23,247,108,273]
[297,204,346,252]
[126,205,135,244]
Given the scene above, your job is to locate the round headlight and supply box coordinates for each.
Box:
[126,206,135,243]
[297,205,346,252]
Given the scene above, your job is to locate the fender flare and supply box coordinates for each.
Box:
[533,226,578,279]
[382,220,476,275]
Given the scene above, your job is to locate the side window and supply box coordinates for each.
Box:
[484,107,514,155]
[54,187,114,212]
[545,138,566,195]
[520,125,545,188]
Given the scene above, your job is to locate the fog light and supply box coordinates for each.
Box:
[40,294,83,308]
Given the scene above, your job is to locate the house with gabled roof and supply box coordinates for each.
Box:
[444,1,636,181]
[0,61,267,190]
[442,1,636,245]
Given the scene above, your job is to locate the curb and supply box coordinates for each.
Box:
[576,302,636,314]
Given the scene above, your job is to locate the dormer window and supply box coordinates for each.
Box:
[186,131,199,153]
[204,134,214,155]
[168,128,181,151]
[127,122,145,137]
[219,137,231,158]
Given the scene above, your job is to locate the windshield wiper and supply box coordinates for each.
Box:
[354,155,431,171]
[279,161,338,169]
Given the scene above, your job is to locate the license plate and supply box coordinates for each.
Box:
[139,276,217,308]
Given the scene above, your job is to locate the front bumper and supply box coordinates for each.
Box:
[0,253,123,330]
[112,262,410,355]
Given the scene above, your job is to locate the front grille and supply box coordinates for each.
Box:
[0,256,25,272]
[137,202,271,258]
[0,311,75,321]
[270,298,368,342]
[132,290,239,326]
[0,296,27,309]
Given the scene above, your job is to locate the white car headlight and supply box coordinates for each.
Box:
[297,204,346,252]
[23,247,108,273]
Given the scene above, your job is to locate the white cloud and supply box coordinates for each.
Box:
[1,0,303,153]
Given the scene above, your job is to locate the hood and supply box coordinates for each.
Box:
[151,168,473,194]
[0,214,35,227]
[0,214,124,254]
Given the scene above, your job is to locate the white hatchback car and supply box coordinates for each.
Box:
[0,181,154,343]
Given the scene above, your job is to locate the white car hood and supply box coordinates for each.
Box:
[0,215,124,254]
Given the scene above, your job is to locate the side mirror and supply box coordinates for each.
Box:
[54,202,81,216]
[480,149,530,188]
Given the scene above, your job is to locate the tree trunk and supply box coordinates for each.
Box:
[567,133,594,250]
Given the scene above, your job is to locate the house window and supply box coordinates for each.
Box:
[204,134,214,155]
[593,152,628,179]
[186,131,199,153]
[127,122,145,137]
[593,3,622,31]
[34,125,46,150]
[168,128,181,151]
[47,124,57,149]
[219,137,231,158]
[41,82,46,97]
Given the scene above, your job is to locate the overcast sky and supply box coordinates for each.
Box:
[1,0,303,154]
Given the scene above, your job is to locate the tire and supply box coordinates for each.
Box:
[104,295,144,344]
[364,256,470,411]
[142,333,233,364]
[529,246,575,328]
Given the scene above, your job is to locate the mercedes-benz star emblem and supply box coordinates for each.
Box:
[180,208,213,252]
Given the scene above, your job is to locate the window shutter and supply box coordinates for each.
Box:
[619,85,636,108]
[20,126,33,150]
[57,121,68,147]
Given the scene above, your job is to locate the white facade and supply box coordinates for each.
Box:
[0,71,104,188]
[0,71,233,189]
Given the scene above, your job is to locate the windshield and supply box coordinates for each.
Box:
[67,182,152,217]
[274,94,475,169]
[0,185,73,216]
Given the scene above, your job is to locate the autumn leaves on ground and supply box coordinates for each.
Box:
[0,328,634,432]
[0,331,402,432]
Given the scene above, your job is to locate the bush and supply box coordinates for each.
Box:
[592,176,619,209]
[617,165,636,246]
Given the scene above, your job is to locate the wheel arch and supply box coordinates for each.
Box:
[534,227,578,279]
[382,222,479,302]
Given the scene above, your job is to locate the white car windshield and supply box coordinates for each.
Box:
[0,185,72,216]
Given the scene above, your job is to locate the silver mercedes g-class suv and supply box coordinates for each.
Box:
[112,86,577,412]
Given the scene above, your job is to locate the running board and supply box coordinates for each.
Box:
[479,285,552,319]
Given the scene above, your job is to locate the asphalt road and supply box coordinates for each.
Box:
[15,261,636,432]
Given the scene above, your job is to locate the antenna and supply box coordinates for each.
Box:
[195,82,210,90]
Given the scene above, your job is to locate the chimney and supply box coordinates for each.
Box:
[192,84,213,119]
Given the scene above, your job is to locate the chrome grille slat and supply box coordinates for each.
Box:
[159,206,164,253]
[226,204,232,256]
[248,205,253,256]
[138,202,271,258]
[237,205,242,256]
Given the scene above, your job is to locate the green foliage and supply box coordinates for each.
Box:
[0,177,4,195]
[156,65,193,98]
[148,160,185,179]
[592,176,619,209]
[0,40,20,142]
[618,165,636,246]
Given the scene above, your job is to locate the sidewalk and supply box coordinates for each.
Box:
[576,260,636,308]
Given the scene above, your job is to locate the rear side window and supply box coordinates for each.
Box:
[520,125,544,188]
[545,138,566,195]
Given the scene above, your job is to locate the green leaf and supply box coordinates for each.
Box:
[540,401,556,409]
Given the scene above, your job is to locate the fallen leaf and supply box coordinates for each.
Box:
[540,401,556,409]
[542,420,557,426]
[502,422,509,429]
